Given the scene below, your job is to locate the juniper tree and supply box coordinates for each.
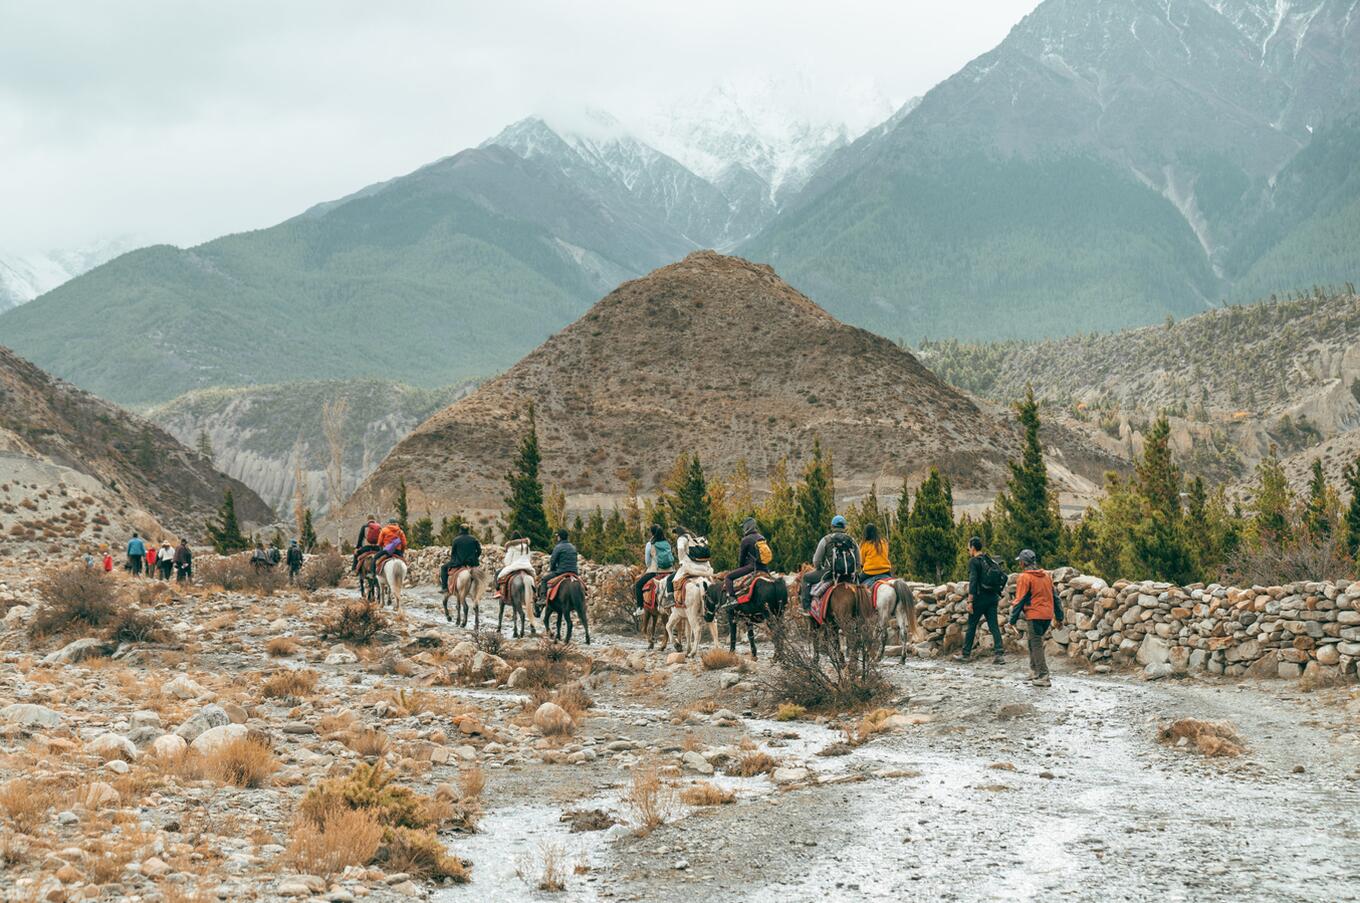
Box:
[1344,455,1360,561]
[758,458,800,572]
[395,478,410,534]
[666,454,712,536]
[795,438,835,565]
[1304,459,1336,539]
[996,387,1061,563]
[906,468,956,581]
[1130,415,1196,583]
[410,515,434,549]
[889,477,912,573]
[503,408,552,549]
[300,508,318,552]
[1251,449,1293,542]
[207,490,249,554]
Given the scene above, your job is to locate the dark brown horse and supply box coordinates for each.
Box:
[704,574,788,658]
[536,574,590,644]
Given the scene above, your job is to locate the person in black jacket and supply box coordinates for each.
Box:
[440,524,483,592]
[954,536,1006,664]
[539,528,579,599]
[286,540,304,584]
[723,518,769,600]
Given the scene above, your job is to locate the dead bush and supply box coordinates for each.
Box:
[724,751,776,777]
[553,682,593,722]
[473,629,504,657]
[344,728,391,758]
[842,708,897,746]
[680,782,735,806]
[29,565,122,638]
[593,569,636,629]
[701,649,740,671]
[517,841,569,892]
[301,551,348,590]
[380,826,469,882]
[623,759,676,835]
[202,735,278,787]
[261,668,319,699]
[105,607,168,644]
[266,636,299,657]
[286,801,384,877]
[320,599,387,645]
[197,557,284,595]
[1157,719,1245,758]
[0,779,54,833]
[762,616,889,712]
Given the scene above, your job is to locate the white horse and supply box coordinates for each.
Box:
[663,574,716,658]
[868,577,924,662]
[379,557,408,617]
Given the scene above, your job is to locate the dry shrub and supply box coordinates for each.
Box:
[553,683,593,722]
[623,759,676,835]
[1157,719,1245,758]
[345,728,391,758]
[317,711,357,736]
[1223,533,1358,586]
[593,569,636,628]
[701,649,739,671]
[105,606,167,644]
[680,782,735,806]
[29,565,122,638]
[320,599,387,644]
[266,636,299,657]
[843,708,897,746]
[301,551,347,590]
[458,766,486,803]
[197,557,284,595]
[300,761,432,830]
[763,617,889,712]
[202,735,277,787]
[724,751,776,777]
[473,629,504,656]
[517,841,569,892]
[286,800,383,877]
[775,702,807,722]
[261,668,319,699]
[381,826,469,882]
[0,779,54,833]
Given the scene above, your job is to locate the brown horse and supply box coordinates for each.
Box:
[793,567,872,665]
[639,574,666,650]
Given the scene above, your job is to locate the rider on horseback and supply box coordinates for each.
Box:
[723,517,770,602]
[352,514,382,571]
[440,523,481,593]
[801,515,859,613]
[633,524,671,615]
[858,522,893,584]
[668,524,713,599]
[495,537,535,598]
[540,528,579,601]
[375,518,407,568]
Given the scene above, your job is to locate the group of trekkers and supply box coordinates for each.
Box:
[351,515,410,585]
[122,533,194,583]
[251,539,306,583]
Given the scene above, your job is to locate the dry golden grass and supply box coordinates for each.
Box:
[680,782,736,806]
[552,683,592,721]
[0,778,54,833]
[201,736,277,788]
[344,728,391,758]
[680,732,703,752]
[382,826,469,881]
[265,636,299,657]
[626,671,669,696]
[286,800,384,877]
[623,760,676,835]
[517,841,569,892]
[724,751,777,777]
[1157,719,1245,757]
[775,702,807,721]
[843,707,897,746]
[260,669,319,699]
[316,711,357,736]
[701,649,739,670]
[390,688,475,719]
[458,766,486,803]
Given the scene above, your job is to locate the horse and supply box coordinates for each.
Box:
[793,568,871,665]
[639,574,668,650]
[500,570,536,638]
[704,573,788,659]
[663,574,715,658]
[866,577,925,663]
[442,566,488,629]
[536,574,590,644]
[354,551,378,602]
[378,556,408,617]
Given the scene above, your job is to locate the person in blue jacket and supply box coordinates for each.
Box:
[126,533,147,577]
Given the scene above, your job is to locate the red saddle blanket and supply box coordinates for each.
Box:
[810,579,859,626]
[734,571,778,605]
[642,572,672,612]
[354,550,376,575]
[547,573,582,603]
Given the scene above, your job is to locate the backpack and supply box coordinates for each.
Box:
[653,540,674,570]
[364,522,381,545]
[755,538,774,566]
[268,548,281,565]
[827,533,857,577]
[977,554,1006,593]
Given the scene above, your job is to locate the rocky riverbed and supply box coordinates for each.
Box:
[2,567,1358,902]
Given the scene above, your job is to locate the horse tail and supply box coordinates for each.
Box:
[893,579,918,639]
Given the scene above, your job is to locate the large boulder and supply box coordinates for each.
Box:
[174,705,231,742]
[532,702,573,735]
[42,637,111,665]
[1136,634,1170,667]
[1,703,63,728]
[190,724,249,755]
[88,733,137,762]
[151,733,188,759]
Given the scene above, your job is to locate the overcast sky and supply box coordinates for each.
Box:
[0,0,1038,251]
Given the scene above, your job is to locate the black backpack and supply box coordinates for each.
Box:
[977,554,1006,593]
[827,533,858,578]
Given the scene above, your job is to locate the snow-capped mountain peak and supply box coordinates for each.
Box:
[0,236,142,312]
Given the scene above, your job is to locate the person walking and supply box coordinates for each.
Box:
[174,538,193,584]
[1008,549,1063,687]
[126,532,146,576]
[955,536,1007,664]
[144,541,158,578]
[102,547,113,574]
[158,541,175,580]
[286,539,304,584]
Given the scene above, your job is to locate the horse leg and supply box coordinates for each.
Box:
[747,623,757,658]
[579,600,590,645]
[728,612,738,654]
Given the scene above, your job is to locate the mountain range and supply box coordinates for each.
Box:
[0,237,140,312]
[2,0,1356,405]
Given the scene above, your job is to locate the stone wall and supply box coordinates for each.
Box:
[907,569,1360,684]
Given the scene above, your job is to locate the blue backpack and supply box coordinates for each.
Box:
[654,540,674,569]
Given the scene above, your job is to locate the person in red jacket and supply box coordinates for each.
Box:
[1008,549,1063,687]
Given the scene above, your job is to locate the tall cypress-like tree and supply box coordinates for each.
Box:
[667,454,712,536]
[395,478,410,534]
[1130,415,1195,583]
[889,477,912,573]
[795,438,835,564]
[1344,454,1360,561]
[1251,449,1293,542]
[207,490,249,554]
[906,468,956,581]
[300,508,318,552]
[1304,459,1336,538]
[503,408,552,549]
[758,458,800,572]
[996,387,1061,563]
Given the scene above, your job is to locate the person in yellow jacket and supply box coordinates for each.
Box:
[858,522,893,584]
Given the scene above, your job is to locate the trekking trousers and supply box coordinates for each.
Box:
[962,598,1003,657]
[1026,618,1052,679]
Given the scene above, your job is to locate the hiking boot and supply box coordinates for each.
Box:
[992,653,1005,665]
[1031,676,1051,687]
[951,653,971,663]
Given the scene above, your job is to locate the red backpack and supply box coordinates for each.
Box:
[364,522,382,545]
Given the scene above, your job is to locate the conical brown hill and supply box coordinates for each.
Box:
[345,252,1017,517]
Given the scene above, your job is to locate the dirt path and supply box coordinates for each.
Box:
[396,587,1360,903]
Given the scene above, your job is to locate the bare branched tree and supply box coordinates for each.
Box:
[321,397,349,514]
[292,435,309,538]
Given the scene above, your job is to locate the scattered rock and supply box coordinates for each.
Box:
[0,703,62,728]
[190,724,249,755]
[532,702,573,735]
[42,637,111,665]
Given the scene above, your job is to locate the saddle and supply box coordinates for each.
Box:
[733,571,778,605]
[671,574,689,608]
[866,576,895,603]
[374,549,405,573]
[546,572,582,603]
[810,576,858,627]
[496,568,530,598]
[642,571,672,612]
[353,549,377,576]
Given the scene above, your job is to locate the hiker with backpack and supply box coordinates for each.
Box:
[286,539,304,583]
[955,535,1007,664]
[633,525,673,614]
[723,517,773,602]
[1008,548,1063,687]
[352,514,382,570]
[800,515,860,613]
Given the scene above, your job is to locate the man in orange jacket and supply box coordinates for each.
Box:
[377,519,407,558]
[1008,548,1063,687]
